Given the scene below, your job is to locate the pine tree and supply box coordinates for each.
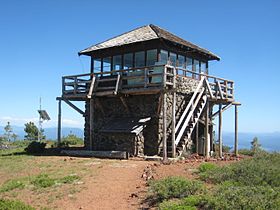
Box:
[4,122,13,142]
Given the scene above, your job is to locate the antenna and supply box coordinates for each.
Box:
[37,97,50,141]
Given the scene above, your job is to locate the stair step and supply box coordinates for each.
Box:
[96,86,116,90]
[98,78,118,82]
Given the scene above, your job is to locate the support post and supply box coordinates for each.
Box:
[57,99,62,147]
[195,123,199,154]
[218,104,223,158]
[89,99,94,150]
[162,91,167,162]
[171,91,176,158]
[234,105,239,156]
[205,101,210,159]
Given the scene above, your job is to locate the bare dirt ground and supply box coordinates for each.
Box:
[0,151,241,210]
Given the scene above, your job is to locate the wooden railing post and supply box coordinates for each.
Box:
[162,91,167,162]
[57,99,62,147]
[218,104,223,158]
[234,104,239,156]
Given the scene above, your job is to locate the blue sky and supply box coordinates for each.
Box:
[0,0,279,133]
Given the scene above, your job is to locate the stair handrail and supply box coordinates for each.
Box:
[87,76,96,99]
[175,87,205,145]
[175,76,206,133]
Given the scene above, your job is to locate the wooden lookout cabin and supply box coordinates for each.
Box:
[57,24,241,159]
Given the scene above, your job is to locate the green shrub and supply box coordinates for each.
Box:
[0,180,25,193]
[199,185,280,210]
[198,163,217,173]
[11,140,29,148]
[159,200,196,210]
[24,141,46,154]
[159,196,201,210]
[238,148,254,156]
[60,174,80,184]
[0,199,35,210]
[31,174,55,188]
[199,152,280,187]
[62,134,83,146]
[149,177,203,201]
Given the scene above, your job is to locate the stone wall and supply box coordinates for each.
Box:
[84,76,202,156]
[84,94,161,155]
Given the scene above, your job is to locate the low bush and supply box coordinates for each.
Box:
[0,199,35,210]
[238,148,254,156]
[0,180,25,193]
[199,185,280,210]
[149,177,203,201]
[24,141,46,154]
[11,140,29,148]
[59,174,80,184]
[62,134,83,146]
[199,152,280,187]
[198,163,217,173]
[31,173,81,188]
[31,174,55,188]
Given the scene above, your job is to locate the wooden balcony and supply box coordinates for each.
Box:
[61,65,234,102]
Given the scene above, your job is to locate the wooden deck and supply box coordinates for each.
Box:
[60,64,234,103]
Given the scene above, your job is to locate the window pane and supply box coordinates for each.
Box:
[186,57,192,70]
[93,58,102,72]
[135,51,145,67]
[103,57,111,72]
[147,49,157,66]
[169,52,177,66]
[124,53,133,69]
[194,59,199,72]
[160,50,168,64]
[178,55,185,68]
[113,55,122,70]
[201,61,206,74]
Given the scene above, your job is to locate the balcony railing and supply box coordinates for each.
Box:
[62,64,234,101]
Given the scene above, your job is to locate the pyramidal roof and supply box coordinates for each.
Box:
[79,24,220,60]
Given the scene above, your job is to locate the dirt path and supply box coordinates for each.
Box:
[55,159,150,210]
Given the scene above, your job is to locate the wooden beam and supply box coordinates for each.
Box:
[89,99,94,150]
[195,123,199,154]
[217,81,224,100]
[87,76,96,98]
[162,91,167,162]
[63,99,85,116]
[205,100,210,159]
[218,104,223,158]
[212,103,232,118]
[57,99,62,147]
[171,91,176,158]
[234,105,239,156]
[205,79,214,99]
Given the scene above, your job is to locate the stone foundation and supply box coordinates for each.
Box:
[84,77,204,156]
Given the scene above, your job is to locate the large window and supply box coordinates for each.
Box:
[146,49,157,66]
[93,58,102,72]
[103,57,111,75]
[193,59,199,73]
[113,55,122,70]
[124,53,133,69]
[160,50,168,64]
[135,51,145,67]
[201,61,207,74]
[186,57,192,70]
[178,55,185,68]
[169,52,177,66]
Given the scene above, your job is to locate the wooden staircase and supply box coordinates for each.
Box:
[164,76,208,157]
[87,74,121,98]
